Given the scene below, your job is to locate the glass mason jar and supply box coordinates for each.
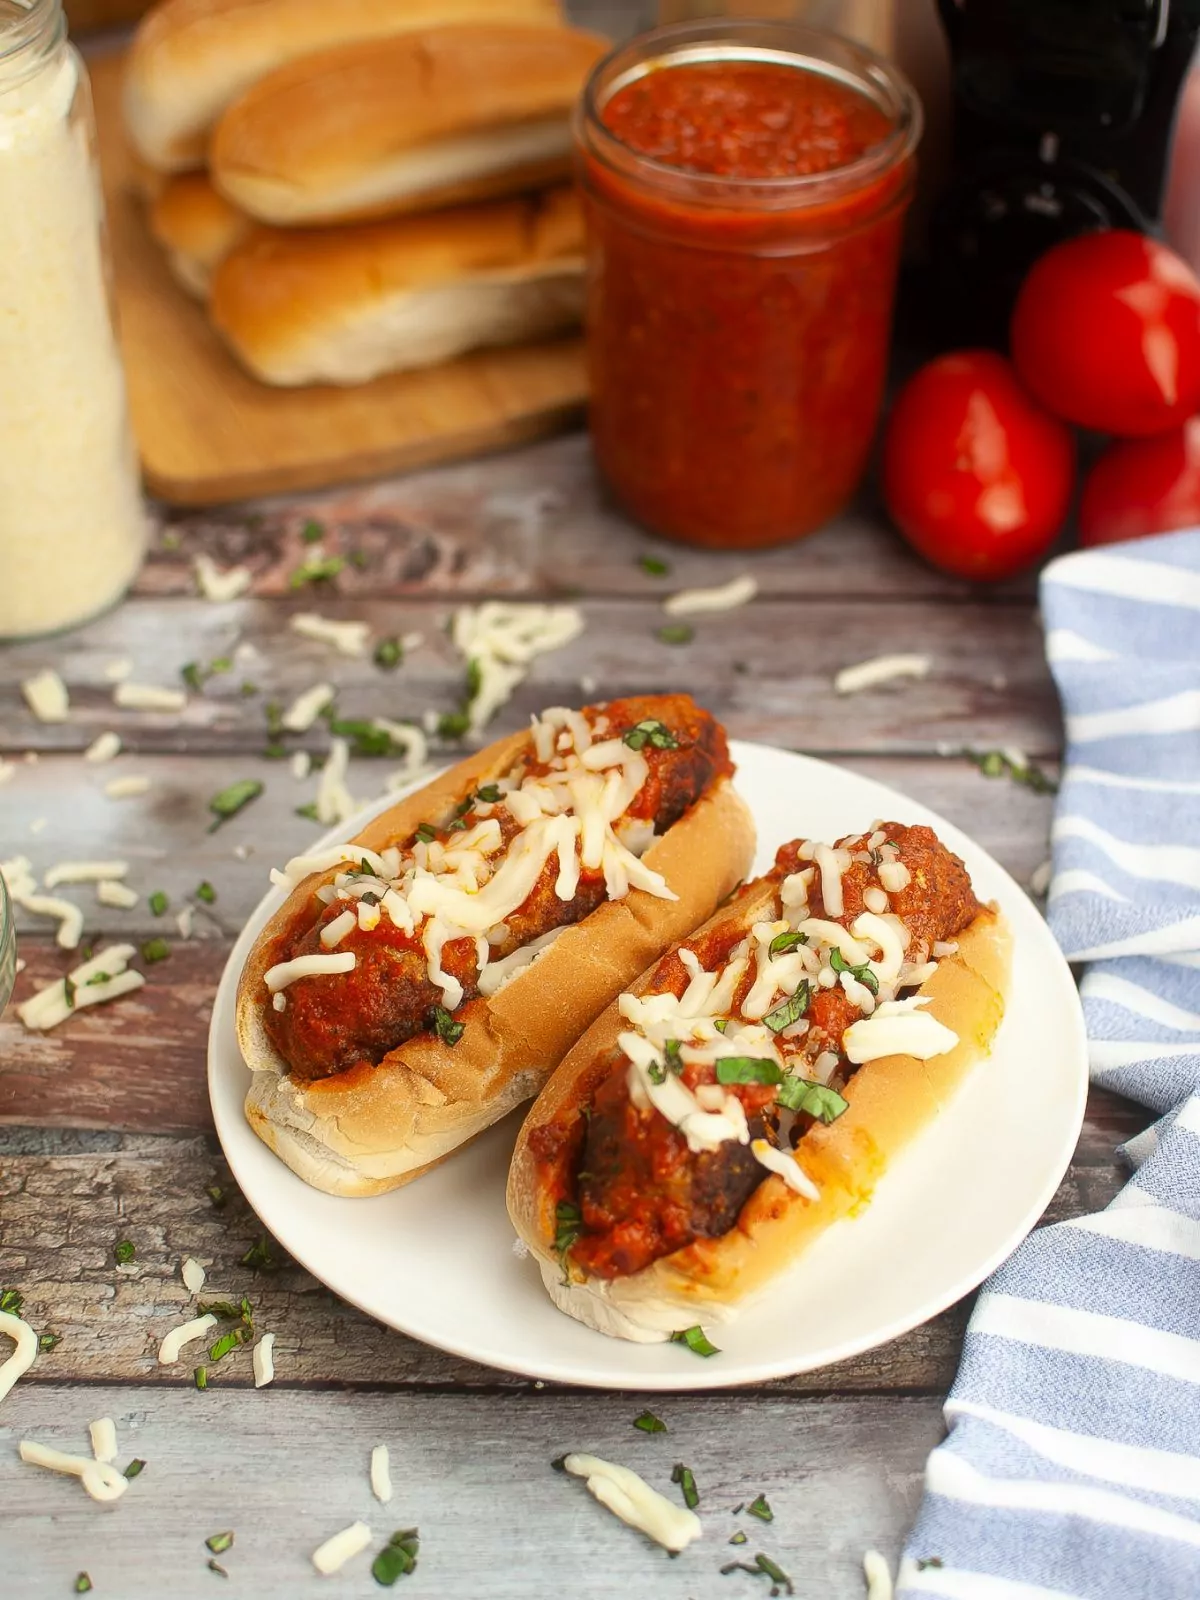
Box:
[575,20,921,549]
[0,0,147,638]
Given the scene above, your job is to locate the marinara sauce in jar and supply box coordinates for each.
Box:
[576,21,920,548]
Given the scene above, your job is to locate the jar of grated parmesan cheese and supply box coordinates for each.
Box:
[0,0,146,638]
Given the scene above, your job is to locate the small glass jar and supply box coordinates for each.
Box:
[575,20,921,549]
[0,867,16,1017]
[0,0,147,638]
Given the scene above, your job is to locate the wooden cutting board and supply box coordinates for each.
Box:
[88,52,588,506]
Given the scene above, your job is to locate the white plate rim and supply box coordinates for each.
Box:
[207,740,1089,1391]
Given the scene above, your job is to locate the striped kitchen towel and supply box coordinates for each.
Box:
[897,527,1200,1600]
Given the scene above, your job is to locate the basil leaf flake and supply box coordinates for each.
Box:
[114,1240,135,1265]
[141,938,170,965]
[123,1458,146,1480]
[74,1575,92,1594]
[633,1410,667,1433]
[658,623,694,646]
[194,1365,208,1390]
[372,1529,419,1585]
[149,890,169,917]
[828,947,880,996]
[714,1058,782,1087]
[775,1077,848,1125]
[430,1005,464,1048]
[671,1461,699,1510]
[206,1532,234,1555]
[670,1325,720,1357]
[475,784,502,804]
[638,554,670,576]
[748,1492,773,1521]
[763,982,811,1034]
[622,719,680,752]
[38,1331,61,1352]
[207,779,263,832]
[0,1287,22,1315]
[768,930,808,957]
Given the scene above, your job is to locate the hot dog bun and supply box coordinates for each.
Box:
[237,709,755,1197]
[123,0,563,172]
[507,876,1011,1342]
[149,173,256,298]
[209,186,583,386]
[209,25,605,226]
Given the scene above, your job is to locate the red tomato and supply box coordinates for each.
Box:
[881,351,1075,581]
[1079,418,1200,546]
[1011,229,1200,437]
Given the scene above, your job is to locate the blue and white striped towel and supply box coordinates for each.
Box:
[898,528,1200,1600]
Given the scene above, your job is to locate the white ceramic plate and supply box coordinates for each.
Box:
[208,741,1088,1391]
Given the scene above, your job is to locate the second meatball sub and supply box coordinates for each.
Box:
[508,823,1011,1341]
[236,695,754,1197]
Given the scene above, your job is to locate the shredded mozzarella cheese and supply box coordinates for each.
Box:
[103,658,132,681]
[291,613,370,657]
[281,682,334,733]
[253,1331,276,1388]
[83,731,121,763]
[320,909,358,949]
[0,1309,38,1403]
[104,775,152,799]
[96,880,138,909]
[193,552,252,603]
[17,945,142,1031]
[43,861,128,888]
[264,952,356,993]
[311,1521,372,1576]
[316,737,358,826]
[561,1454,702,1553]
[114,682,187,711]
[18,1441,129,1503]
[863,1550,894,1600]
[181,1257,206,1294]
[89,1417,117,1465]
[751,1138,820,1200]
[21,668,69,722]
[450,602,584,731]
[834,654,932,695]
[662,573,757,616]
[17,891,84,949]
[370,1444,393,1504]
[158,1312,217,1365]
[843,998,958,1064]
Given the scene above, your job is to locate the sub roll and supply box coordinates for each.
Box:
[237,696,754,1196]
[508,822,1011,1342]
[149,173,256,298]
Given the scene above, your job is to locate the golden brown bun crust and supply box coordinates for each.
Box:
[507,890,1012,1336]
[149,173,256,298]
[208,186,584,386]
[236,722,755,1197]
[209,25,606,225]
[123,0,564,171]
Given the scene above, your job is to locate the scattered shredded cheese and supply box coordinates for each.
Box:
[97,880,138,909]
[89,1417,117,1465]
[370,1444,393,1504]
[17,891,84,949]
[315,737,358,825]
[843,998,958,1065]
[311,1521,372,1576]
[193,552,252,603]
[104,775,152,799]
[264,952,356,993]
[181,1258,206,1294]
[83,731,122,763]
[176,905,194,939]
[291,613,370,657]
[157,1312,218,1365]
[281,682,334,733]
[450,602,584,731]
[751,1138,820,1200]
[103,658,133,682]
[834,654,932,695]
[44,861,128,888]
[17,945,142,1031]
[0,1309,38,1403]
[863,1550,894,1600]
[662,574,757,617]
[561,1454,702,1553]
[21,668,69,722]
[253,1331,276,1388]
[114,682,187,712]
[1029,859,1053,897]
[290,750,312,782]
[18,1440,129,1503]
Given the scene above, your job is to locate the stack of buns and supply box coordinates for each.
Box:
[123,0,604,386]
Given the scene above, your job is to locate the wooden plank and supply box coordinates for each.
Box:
[0,597,1059,758]
[134,433,1040,602]
[88,54,588,506]
[0,751,1058,941]
[0,1097,1139,1394]
[2,1388,941,1599]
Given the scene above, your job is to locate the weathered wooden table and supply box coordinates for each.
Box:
[0,431,1138,1598]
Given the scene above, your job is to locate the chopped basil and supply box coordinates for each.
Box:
[114,1240,135,1265]
[633,1410,667,1433]
[38,1331,60,1352]
[747,1493,773,1522]
[123,1458,146,1480]
[763,983,811,1034]
[638,553,670,576]
[194,1365,208,1390]
[0,1288,22,1314]
[775,1077,848,1125]
[713,1017,730,1033]
[649,1038,684,1084]
[374,637,404,671]
[430,1005,464,1047]
[289,554,344,589]
[768,930,808,957]
[149,890,169,917]
[348,550,369,570]
[326,716,401,759]
[63,974,76,1010]
[658,623,694,646]
[206,1532,234,1555]
[437,709,471,740]
[917,1557,945,1571]
[198,1300,242,1320]
[968,748,1058,794]
[828,947,879,996]
[211,657,232,675]
[670,1325,720,1357]
[753,1554,793,1593]
[207,779,263,832]
[240,681,259,697]
[206,1184,227,1209]
[181,661,205,691]
[714,1058,782,1087]
[208,1559,229,1577]
[372,1529,419,1585]
[622,718,680,752]
[141,938,170,965]
[195,881,216,904]
[74,1576,92,1594]
[301,519,324,543]
[475,784,502,804]
[445,818,467,833]
[208,1327,248,1363]
[240,1236,277,1272]
[85,972,112,987]
[671,1462,699,1510]
[465,658,483,700]
[263,742,288,761]
[265,700,285,735]
[553,1200,581,1260]
[729,1530,748,1546]
[295,803,319,821]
